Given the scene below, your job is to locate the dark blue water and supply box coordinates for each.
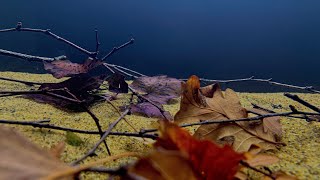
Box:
[0,0,320,91]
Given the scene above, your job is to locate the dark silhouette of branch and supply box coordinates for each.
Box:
[95,29,100,54]
[180,76,320,93]
[0,119,50,125]
[72,108,131,165]
[0,77,42,86]
[240,160,275,180]
[82,106,111,155]
[0,22,97,58]
[284,93,320,113]
[101,38,134,61]
[0,119,157,139]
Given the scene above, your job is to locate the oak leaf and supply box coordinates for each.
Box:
[175,75,281,152]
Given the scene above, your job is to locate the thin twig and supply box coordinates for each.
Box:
[72,108,130,165]
[0,22,97,57]
[0,119,157,138]
[180,76,320,93]
[0,77,42,86]
[101,38,134,61]
[139,110,320,134]
[284,93,320,113]
[0,49,54,62]
[82,106,111,156]
[95,29,100,55]
[240,160,275,180]
[0,119,50,125]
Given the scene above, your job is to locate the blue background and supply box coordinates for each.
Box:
[0,0,319,91]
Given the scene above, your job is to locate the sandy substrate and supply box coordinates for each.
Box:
[0,71,319,179]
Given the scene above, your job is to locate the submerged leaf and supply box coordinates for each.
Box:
[0,126,73,180]
[44,58,102,78]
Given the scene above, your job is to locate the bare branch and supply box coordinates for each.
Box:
[284,93,320,113]
[0,48,54,62]
[180,76,320,93]
[72,108,130,165]
[101,38,134,61]
[0,22,97,58]
[0,76,42,86]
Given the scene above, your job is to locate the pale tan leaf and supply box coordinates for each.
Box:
[250,108,282,138]
[49,142,66,159]
[245,154,279,167]
[0,126,72,180]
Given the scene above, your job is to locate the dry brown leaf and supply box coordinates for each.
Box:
[49,142,66,159]
[175,75,281,152]
[0,126,73,180]
[250,108,282,139]
[124,150,198,180]
[245,154,279,167]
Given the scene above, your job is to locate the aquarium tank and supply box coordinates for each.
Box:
[0,1,319,179]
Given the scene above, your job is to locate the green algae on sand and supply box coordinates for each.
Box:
[0,71,319,180]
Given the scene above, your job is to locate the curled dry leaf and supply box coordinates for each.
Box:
[175,75,282,152]
[44,58,102,78]
[0,126,73,180]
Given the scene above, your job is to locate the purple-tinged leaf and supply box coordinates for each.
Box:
[43,58,102,78]
[130,76,182,105]
[130,102,173,120]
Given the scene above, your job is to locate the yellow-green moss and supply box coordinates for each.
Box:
[0,71,319,179]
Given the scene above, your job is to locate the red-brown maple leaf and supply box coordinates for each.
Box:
[155,121,245,180]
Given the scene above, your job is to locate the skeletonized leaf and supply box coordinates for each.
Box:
[0,126,73,180]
